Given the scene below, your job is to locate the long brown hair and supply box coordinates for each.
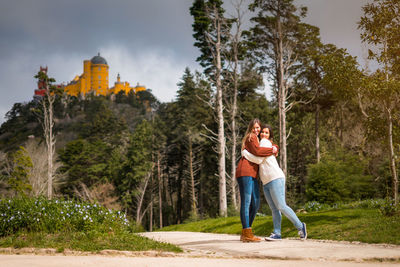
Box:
[241,118,261,150]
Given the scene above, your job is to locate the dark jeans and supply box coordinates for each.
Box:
[237,176,260,229]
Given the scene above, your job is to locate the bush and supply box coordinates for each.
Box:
[0,196,131,236]
[379,198,400,217]
[303,199,385,212]
[303,201,331,212]
[305,149,374,204]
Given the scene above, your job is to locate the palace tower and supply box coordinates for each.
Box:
[63,53,145,97]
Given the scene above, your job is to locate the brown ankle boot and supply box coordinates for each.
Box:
[241,228,261,242]
[240,229,246,241]
[248,228,261,242]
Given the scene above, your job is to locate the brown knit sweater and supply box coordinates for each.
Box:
[235,134,277,179]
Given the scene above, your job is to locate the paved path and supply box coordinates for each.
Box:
[1,231,400,266]
[141,231,400,264]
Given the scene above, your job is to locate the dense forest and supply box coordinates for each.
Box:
[0,0,399,230]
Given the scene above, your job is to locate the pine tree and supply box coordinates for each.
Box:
[190,0,232,216]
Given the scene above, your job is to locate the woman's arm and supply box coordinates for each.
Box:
[246,134,278,157]
[241,149,264,164]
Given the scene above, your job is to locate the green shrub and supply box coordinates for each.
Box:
[0,196,131,236]
[303,201,331,212]
[183,210,201,224]
[303,199,385,212]
[306,149,374,204]
[379,198,400,217]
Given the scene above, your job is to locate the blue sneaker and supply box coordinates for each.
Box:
[298,222,307,240]
[265,233,282,241]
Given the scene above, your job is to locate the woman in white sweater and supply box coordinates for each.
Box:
[241,124,307,241]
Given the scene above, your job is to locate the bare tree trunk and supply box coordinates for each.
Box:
[157,151,163,228]
[276,7,287,177]
[177,168,183,224]
[383,39,398,205]
[136,171,151,226]
[214,6,227,217]
[199,174,204,216]
[387,108,398,205]
[230,117,238,210]
[149,172,153,231]
[315,104,320,163]
[48,98,54,199]
[200,3,228,217]
[42,87,56,200]
[229,0,245,211]
[188,137,197,215]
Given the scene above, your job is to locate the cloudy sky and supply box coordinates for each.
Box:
[0,0,371,124]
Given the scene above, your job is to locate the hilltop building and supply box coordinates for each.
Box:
[110,73,145,95]
[34,53,146,98]
[33,66,63,101]
[34,66,48,98]
[64,53,146,97]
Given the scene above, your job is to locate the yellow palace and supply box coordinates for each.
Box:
[64,53,146,97]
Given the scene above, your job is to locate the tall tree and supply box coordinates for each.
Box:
[358,0,400,204]
[190,0,231,216]
[176,69,211,217]
[249,0,307,176]
[5,147,33,196]
[292,24,324,162]
[297,40,362,162]
[224,0,248,210]
[117,119,153,221]
[34,70,62,199]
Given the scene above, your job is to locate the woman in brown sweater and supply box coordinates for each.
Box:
[236,118,277,242]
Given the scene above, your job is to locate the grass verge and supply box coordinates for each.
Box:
[0,197,181,253]
[161,208,400,245]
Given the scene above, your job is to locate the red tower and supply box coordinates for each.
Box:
[34,66,47,97]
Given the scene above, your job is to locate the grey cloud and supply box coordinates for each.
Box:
[0,0,374,123]
[0,0,196,56]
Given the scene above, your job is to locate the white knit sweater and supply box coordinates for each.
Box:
[242,138,285,185]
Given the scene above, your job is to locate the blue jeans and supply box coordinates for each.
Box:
[263,178,302,235]
[237,176,260,229]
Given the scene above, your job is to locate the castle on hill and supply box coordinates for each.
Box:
[34,53,146,98]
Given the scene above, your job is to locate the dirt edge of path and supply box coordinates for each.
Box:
[0,247,399,264]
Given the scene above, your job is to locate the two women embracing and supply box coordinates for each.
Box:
[236,118,307,242]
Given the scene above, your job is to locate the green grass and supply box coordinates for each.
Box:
[161,208,400,245]
[0,231,182,253]
[0,197,181,253]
